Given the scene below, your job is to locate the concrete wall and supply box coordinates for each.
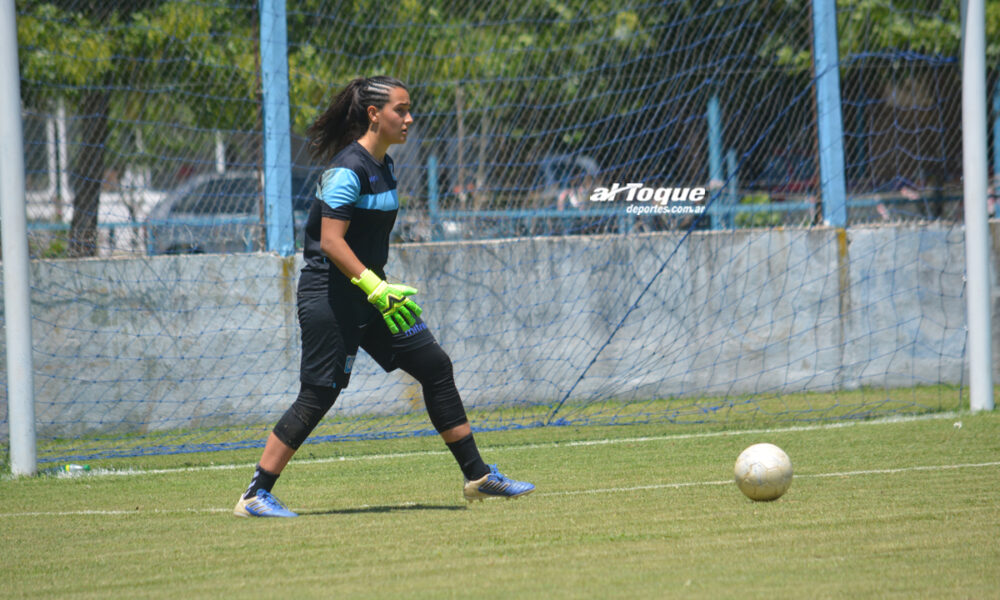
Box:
[1,223,997,438]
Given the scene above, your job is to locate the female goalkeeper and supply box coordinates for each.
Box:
[234,76,534,517]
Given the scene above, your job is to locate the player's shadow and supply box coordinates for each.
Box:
[302,503,466,516]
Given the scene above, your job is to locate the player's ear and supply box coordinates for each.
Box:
[367,105,379,123]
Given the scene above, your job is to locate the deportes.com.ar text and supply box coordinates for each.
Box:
[625,204,706,215]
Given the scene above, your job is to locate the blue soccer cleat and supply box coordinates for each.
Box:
[233,489,298,518]
[463,464,535,502]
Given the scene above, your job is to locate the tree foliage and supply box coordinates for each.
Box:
[14,0,989,249]
[762,0,1000,72]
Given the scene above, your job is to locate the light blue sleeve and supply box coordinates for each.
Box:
[319,167,361,210]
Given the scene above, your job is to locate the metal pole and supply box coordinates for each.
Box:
[961,0,994,412]
[260,0,294,256]
[992,79,999,197]
[725,149,739,228]
[427,154,440,241]
[707,95,723,230]
[0,0,37,475]
[811,0,848,227]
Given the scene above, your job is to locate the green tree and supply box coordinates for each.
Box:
[761,0,1000,73]
[17,0,257,256]
[19,1,122,256]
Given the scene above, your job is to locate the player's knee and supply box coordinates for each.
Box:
[410,343,454,385]
[397,344,467,433]
[273,383,340,449]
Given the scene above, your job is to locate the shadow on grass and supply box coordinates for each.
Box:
[301,503,467,516]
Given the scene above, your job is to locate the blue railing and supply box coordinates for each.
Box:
[25,194,965,255]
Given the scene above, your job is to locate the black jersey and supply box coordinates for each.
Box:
[300,142,398,290]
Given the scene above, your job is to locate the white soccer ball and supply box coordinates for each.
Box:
[734,443,793,501]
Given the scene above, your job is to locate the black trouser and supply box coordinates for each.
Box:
[275,283,468,449]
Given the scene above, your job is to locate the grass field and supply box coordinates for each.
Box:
[3,410,1000,598]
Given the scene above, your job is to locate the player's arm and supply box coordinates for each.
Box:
[320,216,421,334]
[320,217,366,279]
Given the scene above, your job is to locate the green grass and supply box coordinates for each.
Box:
[3,411,1000,598]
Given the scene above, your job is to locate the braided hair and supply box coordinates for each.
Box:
[307,76,408,162]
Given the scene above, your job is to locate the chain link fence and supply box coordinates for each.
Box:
[6,1,993,462]
[15,1,988,259]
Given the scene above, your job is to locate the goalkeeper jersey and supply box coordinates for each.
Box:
[300,141,398,290]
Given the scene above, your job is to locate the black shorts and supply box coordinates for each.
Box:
[297,281,436,389]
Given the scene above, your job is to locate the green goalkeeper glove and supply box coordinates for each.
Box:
[351,268,423,334]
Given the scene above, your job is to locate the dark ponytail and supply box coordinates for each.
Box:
[307,75,408,162]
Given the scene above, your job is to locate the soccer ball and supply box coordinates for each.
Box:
[734,443,793,501]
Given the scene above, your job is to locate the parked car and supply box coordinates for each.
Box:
[146,170,319,255]
[745,151,817,202]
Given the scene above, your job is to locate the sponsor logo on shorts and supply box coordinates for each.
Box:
[402,322,428,338]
